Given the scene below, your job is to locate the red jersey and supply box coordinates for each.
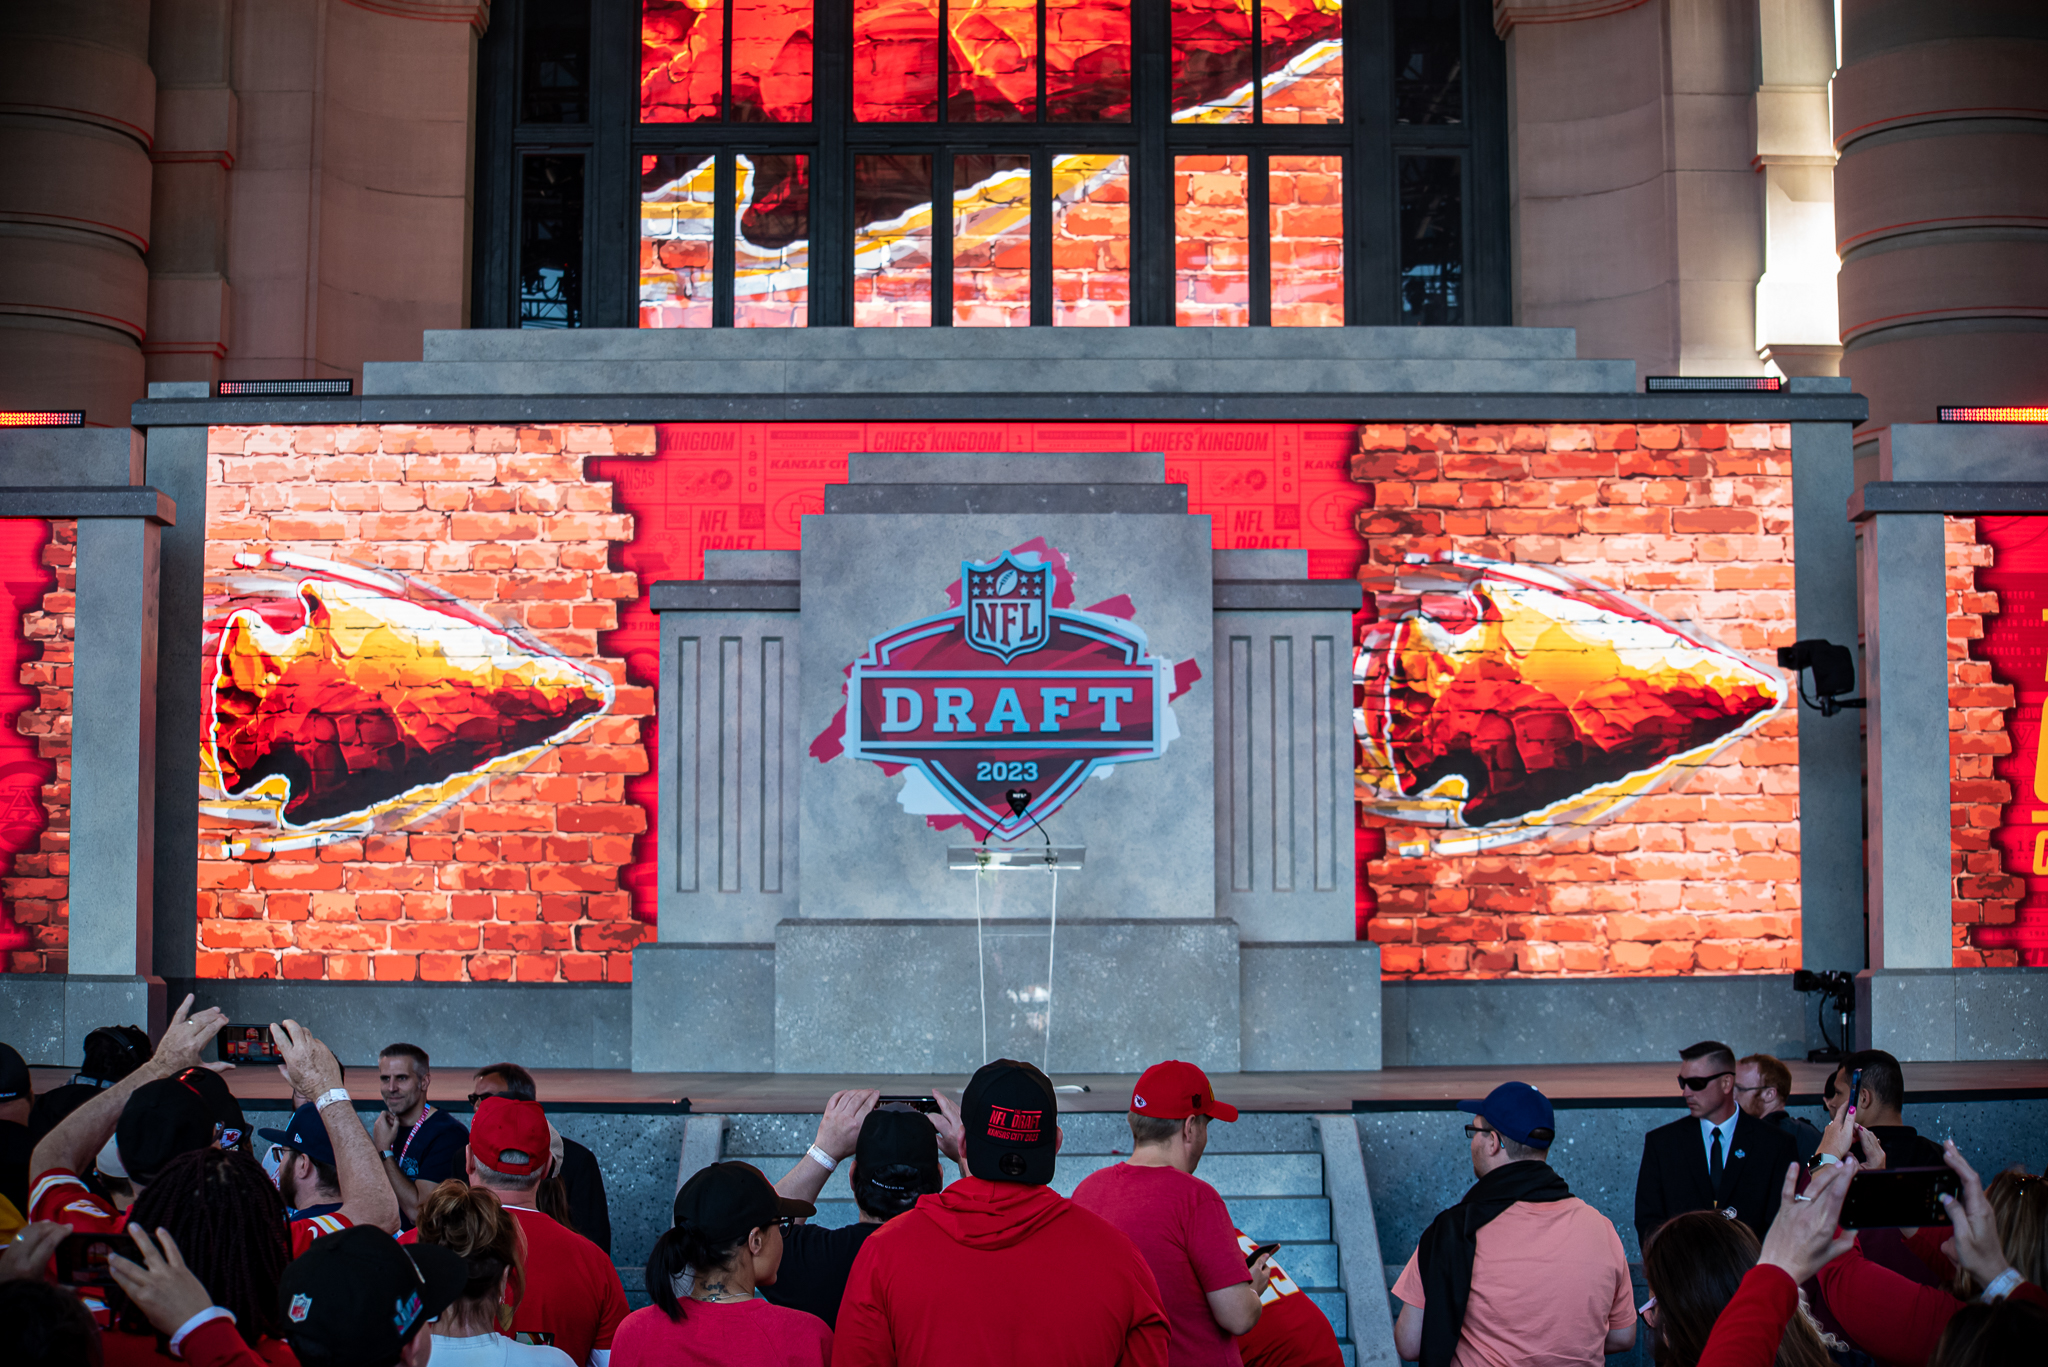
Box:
[833,1175,1169,1367]
[1230,1233,1341,1367]
[404,1202,627,1367]
[289,1211,354,1258]
[30,1167,126,1233]
[102,1324,298,1367]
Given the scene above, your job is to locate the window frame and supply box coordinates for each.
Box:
[473,0,1508,329]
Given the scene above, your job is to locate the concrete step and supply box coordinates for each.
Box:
[1269,1240,1338,1288]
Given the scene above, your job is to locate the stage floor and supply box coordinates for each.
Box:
[33,1059,2048,1114]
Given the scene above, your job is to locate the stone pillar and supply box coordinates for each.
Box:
[1835,1,2048,429]
[0,0,154,425]
[144,0,236,387]
[1788,380,1866,971]
[1753,0,1841,377]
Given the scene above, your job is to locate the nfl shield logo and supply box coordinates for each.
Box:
[963,555,1051,662]
[289,1294,312,1323]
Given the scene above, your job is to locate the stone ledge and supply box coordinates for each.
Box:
[650,579,800,612]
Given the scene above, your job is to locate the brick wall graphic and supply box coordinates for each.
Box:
[0,518,64,973]
[1351,423,1805,978]
[1951,514,2046,966]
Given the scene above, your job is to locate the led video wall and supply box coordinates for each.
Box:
[0,420,1826,982]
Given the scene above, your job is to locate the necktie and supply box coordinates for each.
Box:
[1710,1126,1725,1190]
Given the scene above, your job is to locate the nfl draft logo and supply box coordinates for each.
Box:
[845,545,1173,840]
[964,555,1050,662]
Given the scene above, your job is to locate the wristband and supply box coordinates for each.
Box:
[169,1307,237,1358]
[313,1087,351,1110]
[1813,1152,1842,1168]
[806,1144,837,1173]
[1981,1268,2023,1302]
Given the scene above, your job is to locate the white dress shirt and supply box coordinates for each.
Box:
[1700,1114,1738,1176]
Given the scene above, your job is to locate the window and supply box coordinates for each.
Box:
[474,0,1505,328]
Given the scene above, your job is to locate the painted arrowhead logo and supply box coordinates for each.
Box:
[839,542,1174,840]
[1356,554,1786,857]
[202,552,614,854]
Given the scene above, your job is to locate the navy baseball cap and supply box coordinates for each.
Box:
[258,1102,337,1167]
[1458,1082,1556,1148]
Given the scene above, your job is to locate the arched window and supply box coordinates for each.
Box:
[473,0,1505,329]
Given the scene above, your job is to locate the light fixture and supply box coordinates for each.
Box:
[216,379,354,397]
[0,411,85,427]
[1645,377,1784,392]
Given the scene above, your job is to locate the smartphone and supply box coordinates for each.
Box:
[217,1024,282,1064]
[878,1095,939,1114]
[1245,1241,1281,1267]
[1839,1167,1963,1229]
[55,1231,139,1289]
[1845,1067,1864,1116]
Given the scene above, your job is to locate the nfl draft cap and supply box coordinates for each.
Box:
[174,1064,249,1149]
[277,1225,465,1364]
[1130,1060,1239,1123]
[116,1075,220,1185]
[961,1059,1059,1186]
[1457,1081,1557,1148]
[469,1095,551,1177]
[257,1102,338,1168]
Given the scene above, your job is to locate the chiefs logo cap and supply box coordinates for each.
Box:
[961,1059,1058,1186]
[1130,1060,1239,1123]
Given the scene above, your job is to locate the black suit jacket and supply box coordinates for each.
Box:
[559,1136,613,1256]
[1634,1109,1798,1250]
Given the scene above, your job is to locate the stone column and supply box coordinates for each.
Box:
[1753,0,1842,377]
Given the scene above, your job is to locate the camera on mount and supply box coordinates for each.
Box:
[1776,640,1865,717]
[1793,969,1857,1062]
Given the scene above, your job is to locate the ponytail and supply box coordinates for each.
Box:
[644,1222,749,1323]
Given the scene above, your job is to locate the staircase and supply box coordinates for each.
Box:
[722,1110,1359,1367]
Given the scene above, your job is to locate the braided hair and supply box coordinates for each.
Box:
[125,1147,291,1346]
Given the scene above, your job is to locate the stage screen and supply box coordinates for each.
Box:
[0,421,1828,982]
[1948,514,2048,966]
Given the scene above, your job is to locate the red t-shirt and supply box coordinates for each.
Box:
[289,1211,354,1259]
[1230,1233,1341,1367]
[102,1325,298,1367]
[403,1203,627,1367]
[611,1299,831,1367]
[1071,1162,1250,1367]
[30,1167,126,1233]
[833,1174,1168,1367]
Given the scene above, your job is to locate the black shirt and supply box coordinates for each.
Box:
[394,1107,469,1185]
[759,1221,883,1328]
[1761,1108,1822,1163]
[1868,1123,1947,1170]
[0,1119,31,1215]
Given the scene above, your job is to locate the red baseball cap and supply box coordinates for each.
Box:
[470,1096,550,1176]
[1130,1060,1238,1123]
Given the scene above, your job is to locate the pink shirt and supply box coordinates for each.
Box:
[611,1300,831,1367]
[1071,1162,1250,1367]
[1392,1197,1633,1367]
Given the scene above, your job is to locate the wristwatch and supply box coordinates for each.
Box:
[381,1148,396,1161]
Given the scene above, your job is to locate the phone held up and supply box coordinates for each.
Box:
[56,1231,139,1291]
[1839,1167,1964,1229]
[1245,1241,1282,1267]
[217,1024,282,1064]
[878,1095,939,1114]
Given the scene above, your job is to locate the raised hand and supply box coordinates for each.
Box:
[1938,1141,2019,1290]
[153,994,228,1074]
[272,1019,343,1102]
[0,1222,67,1284]
[1757,1158,1856,1285]
[107,1226,216,1336]
[928,1088,965,1164]
[815,1089,880,1163]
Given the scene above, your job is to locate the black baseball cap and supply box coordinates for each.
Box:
[258,1102,337,1168]
[961,1059,1058,1186]
[116,1074,220,1185]
[674,1162,814,1247]
[174,1065,249,1149]
[0,1042,30,1103]
[856,1108,942,1178]
[278,1225,465,1367]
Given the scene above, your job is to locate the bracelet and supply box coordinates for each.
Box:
[806,1144,837,1173]
[1813,1153,1842,1168]
[313,1088,351,1110]
[1981,1268,2023,1302]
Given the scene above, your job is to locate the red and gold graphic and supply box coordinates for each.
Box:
[1357,556,1786,857]
[205,554,614,848]
[1948,515,2048,965]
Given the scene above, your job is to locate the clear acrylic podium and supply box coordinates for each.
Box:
[946,845,1085,1072]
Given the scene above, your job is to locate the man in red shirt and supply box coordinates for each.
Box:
[1072,1061,1269,1367]
[28,995,228,1233]
[400,1095,627,1367]
[833,1058,1170,1367]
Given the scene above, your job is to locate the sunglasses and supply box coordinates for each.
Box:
[1462,1124,1496,1141]
[1678,1071,1733,1092]
[467,1090,509,1104]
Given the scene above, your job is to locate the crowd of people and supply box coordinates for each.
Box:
[1,1001,2043,1367]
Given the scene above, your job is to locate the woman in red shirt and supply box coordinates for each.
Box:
[610,1162,831,1367]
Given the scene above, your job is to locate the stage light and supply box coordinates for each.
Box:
[1937,406,2048,423]
[1776,639,1864,717]
[0,411,85,427]
[216,379,354,396]
[1794,969,1856,1062]
[1645,377,1784,392]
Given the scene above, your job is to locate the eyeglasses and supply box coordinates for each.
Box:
[467,1090,508,1103]
[1462,1124,1497,1141]
[1678,1072,1733,1092]
[1731,1083,1763,1094]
